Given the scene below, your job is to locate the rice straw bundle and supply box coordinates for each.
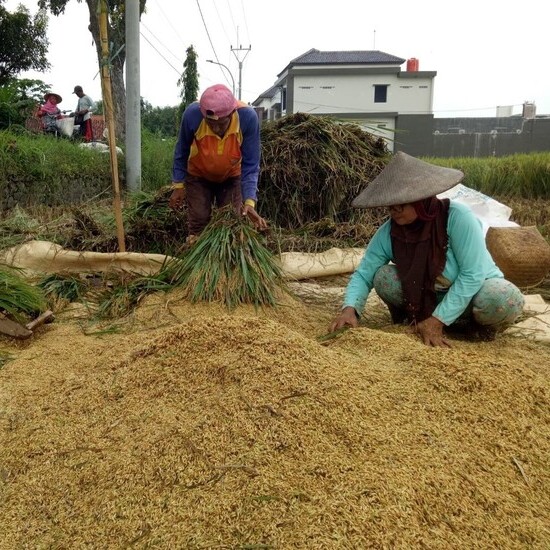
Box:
[0,267,46,321]
[259,112,389,228]
[166,207,285,308]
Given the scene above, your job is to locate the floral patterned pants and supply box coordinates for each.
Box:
[373,264,525,328]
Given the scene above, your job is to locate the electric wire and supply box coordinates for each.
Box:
[224,0,238,44]
[239,0,251,46]
[212,0,233,47]
[195,0,221,63]
[260,96,522,116]
[140,32,182,76]
[150,0,187,49]
[195,0,232,90]
[141,21,182,66]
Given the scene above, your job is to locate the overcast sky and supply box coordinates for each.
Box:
[6,0,550,118]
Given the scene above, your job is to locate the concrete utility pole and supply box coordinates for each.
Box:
[125,0,141,192]
[230,44,251,100]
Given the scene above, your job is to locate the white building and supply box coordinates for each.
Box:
[252,49,436,151]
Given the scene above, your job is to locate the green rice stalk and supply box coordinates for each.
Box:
[0,267,47,322]
[0,350,15,369]
[37,273,88,303]
[95,273,173,319]
[164,207,285,308]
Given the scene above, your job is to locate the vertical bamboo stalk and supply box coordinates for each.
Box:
[99,0,126,252]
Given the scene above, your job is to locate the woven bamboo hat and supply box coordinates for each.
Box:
[44,92,62,103]
[352,152,464,208]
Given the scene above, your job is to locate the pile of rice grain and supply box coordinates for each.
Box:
[0,313,549,549]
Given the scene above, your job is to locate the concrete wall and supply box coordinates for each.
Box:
[287,68,435,116]
[394,116,550,158]
[394,114,434,156]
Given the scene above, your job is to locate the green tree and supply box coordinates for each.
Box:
[0,78,49,129]
[38,0,147,139]
[141,98,179,137]
[177,45,199,120]
[94,98,104,115]
[0,1,50,85]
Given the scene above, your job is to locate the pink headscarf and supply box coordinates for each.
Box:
[41,98,60,114]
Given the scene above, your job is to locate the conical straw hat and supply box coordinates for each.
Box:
[44,92,63,103]
[352,152,464,208]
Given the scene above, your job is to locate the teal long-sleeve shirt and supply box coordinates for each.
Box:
[343,201,503,325]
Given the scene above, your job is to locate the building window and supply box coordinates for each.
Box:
[399,85,412,89]
[320,86,335,89]
[374,84,388,103]
[298,86,313,89]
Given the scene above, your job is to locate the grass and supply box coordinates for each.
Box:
[425,153,550,199]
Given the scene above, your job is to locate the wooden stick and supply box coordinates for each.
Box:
[25,309,54,332]
[99,0,126,252]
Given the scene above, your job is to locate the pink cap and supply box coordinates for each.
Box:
[199,84,238,119]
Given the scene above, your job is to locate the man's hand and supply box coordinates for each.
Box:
[414,316,450,347]
[242,204,268,231]
[169,187,186,210]
[329,306,359,333]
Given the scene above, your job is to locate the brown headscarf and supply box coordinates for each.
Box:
[390,196,450,322]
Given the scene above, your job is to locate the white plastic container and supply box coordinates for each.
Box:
[56,117,75,137]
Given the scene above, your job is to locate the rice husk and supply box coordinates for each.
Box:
[0,295,549,548]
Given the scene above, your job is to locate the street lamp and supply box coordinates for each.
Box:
[206,60,236,97]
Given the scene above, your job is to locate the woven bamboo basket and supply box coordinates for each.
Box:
[486,226,550,288]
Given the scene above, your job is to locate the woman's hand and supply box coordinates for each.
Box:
[329,306,359,333]
[414,316,450,347]
[242,204,268,231]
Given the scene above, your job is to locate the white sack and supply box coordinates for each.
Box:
[0,241,366,281]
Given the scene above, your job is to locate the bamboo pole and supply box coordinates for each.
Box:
[98,0,126,252]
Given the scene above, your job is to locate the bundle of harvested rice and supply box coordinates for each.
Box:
[166,207,285,308]
[0,266,46,321]
[123,186,188,255]
[0,314,548,548]
[259,112,389,228]
[64,188,188,255]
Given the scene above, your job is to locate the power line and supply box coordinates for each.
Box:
[283,98,521,116]
[195,0,220,63]
[141,22,182,66]
[212,0,233,47]
[195,0,232,90]
[239,0,251,46]
[151,0,187,49]
[225,0,238,44]
[140,32,181,76]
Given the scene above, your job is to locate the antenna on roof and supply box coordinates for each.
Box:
[373,29,376,49]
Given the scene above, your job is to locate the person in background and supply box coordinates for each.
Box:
[329,152,524,347]
[37,92,63,135]
[72,85,95,142]
[169,83,267,243]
